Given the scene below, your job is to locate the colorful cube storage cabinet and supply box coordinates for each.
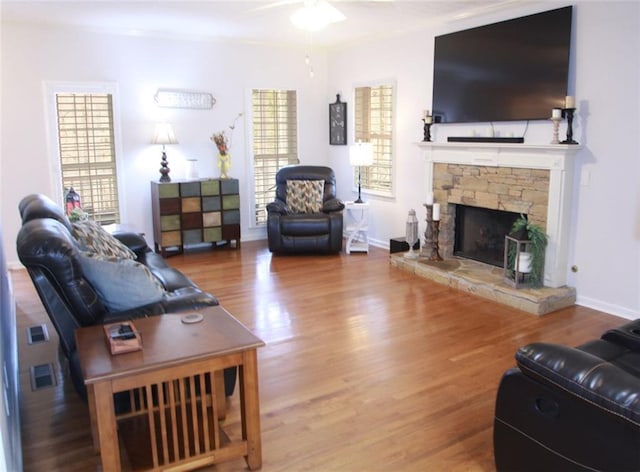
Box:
[151,179,240,257]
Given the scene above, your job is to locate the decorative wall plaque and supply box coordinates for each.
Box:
[329,94,347,145]
[154,89,215,109]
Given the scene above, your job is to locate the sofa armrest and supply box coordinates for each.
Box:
[102,288,219,324]
[516,342,640,424]
[601,319,640,350]
[266,200,289,215]
[322,198,344,213]
[112,231,150,256]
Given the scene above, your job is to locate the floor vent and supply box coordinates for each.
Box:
[29,363,56,391]
[27,324,49,344]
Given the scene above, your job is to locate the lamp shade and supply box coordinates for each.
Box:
[152,122,178,145]
[349,142,373,167]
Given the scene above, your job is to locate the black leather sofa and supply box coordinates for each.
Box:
[494,319,640,471]
[266,165,344,253]
[16,193,236,400]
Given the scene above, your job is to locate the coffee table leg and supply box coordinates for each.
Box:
[86,385,100,452]
[93,382,121,471]
[240,349,262,470]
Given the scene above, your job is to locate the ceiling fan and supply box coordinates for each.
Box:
[251,0,392,32]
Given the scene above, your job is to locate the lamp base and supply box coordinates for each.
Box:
[159,150,171,182]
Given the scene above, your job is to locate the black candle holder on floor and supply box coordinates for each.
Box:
[430,220,443,261]
[422,203,433,257]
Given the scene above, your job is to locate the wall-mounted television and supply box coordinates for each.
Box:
[432,6,573,124]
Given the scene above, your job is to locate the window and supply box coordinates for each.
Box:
[252,89,299,225]
[55,92,120,224]
[354,84,394,196]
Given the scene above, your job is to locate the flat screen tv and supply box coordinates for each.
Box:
[432,6,573,124]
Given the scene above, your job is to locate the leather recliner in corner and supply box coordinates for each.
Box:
[266,165,344,253]
[16,193,236,400]
[494,319,640,471]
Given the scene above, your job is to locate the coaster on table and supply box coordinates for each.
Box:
[181,313,204,324]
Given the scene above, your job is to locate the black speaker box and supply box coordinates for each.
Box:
[390,237,420,254]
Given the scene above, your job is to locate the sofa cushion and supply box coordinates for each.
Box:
[280,214,331,235]
[286,179,324,214]
[79,254,165,311]
[72,220,136,260]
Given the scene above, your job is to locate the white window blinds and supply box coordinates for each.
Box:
[252,89,299,225]
[354,84,394,195]
[56,93,120,224]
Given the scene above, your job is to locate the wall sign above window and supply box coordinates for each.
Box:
[154,88,216,109]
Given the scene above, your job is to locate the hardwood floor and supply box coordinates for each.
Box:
[15,241,624,471]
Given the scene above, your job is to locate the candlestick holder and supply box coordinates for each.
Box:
[422,119,432,142]
[550,116,562,144]
[430,220,443,261]
[561,108,578,144]
[422,203,434,257]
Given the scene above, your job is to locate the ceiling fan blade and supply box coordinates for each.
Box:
[247,0,301,13]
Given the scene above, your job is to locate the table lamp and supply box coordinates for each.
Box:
[349,141,373,203]
[152,122,178,182]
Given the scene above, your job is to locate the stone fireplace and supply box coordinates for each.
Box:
[420,141,580,289]
[436,163,549,263]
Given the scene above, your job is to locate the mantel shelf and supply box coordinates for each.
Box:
[416,141,582,152]
[415,141,582,171]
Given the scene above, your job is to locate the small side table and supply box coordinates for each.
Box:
[345,201,370,254]
[77,307,265,471]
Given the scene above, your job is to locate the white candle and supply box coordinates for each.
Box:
[552,108,562,119]
[432,203,440,221]
[565,96,575,109]
[423,109,429,119]
[518,252,532,273]
[426,192,434,205]
[425,115,433,124]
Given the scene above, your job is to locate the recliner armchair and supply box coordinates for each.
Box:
[16,194,236,400]
[266,165,344,253]
[494,319,640,471]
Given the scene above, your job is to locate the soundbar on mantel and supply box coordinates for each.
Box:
[447,136,525,143]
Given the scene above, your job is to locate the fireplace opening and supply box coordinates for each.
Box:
[454,205,522,267]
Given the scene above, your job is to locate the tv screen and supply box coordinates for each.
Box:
[432,6,572,124]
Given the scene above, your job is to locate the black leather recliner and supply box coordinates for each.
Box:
[16,194,236,399]
[266,165,344,253]
[494,319,640,471]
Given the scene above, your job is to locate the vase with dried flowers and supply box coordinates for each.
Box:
[210,113,242,179]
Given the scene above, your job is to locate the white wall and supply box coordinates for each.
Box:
[328,1,640,319]
[1,22,330,264]
[1,1,639,320]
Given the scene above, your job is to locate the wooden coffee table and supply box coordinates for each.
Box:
[76,306,265,471]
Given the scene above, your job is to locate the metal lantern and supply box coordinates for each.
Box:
[404,209,419,259]
[504,233,532,288]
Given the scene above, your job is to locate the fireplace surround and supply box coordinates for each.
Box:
[418,141,580,288]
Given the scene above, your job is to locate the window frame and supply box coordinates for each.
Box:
[352,80,397,200]
[247,87,300,227]
[44,82,127,223]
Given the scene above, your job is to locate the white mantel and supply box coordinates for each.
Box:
[416,141,581,288]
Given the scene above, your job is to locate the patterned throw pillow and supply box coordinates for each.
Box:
[286,180,324,214]
[72,220,136,260]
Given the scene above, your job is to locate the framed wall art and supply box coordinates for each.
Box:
[329,94,346,145]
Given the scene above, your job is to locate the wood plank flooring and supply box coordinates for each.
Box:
[14,241,624,471]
